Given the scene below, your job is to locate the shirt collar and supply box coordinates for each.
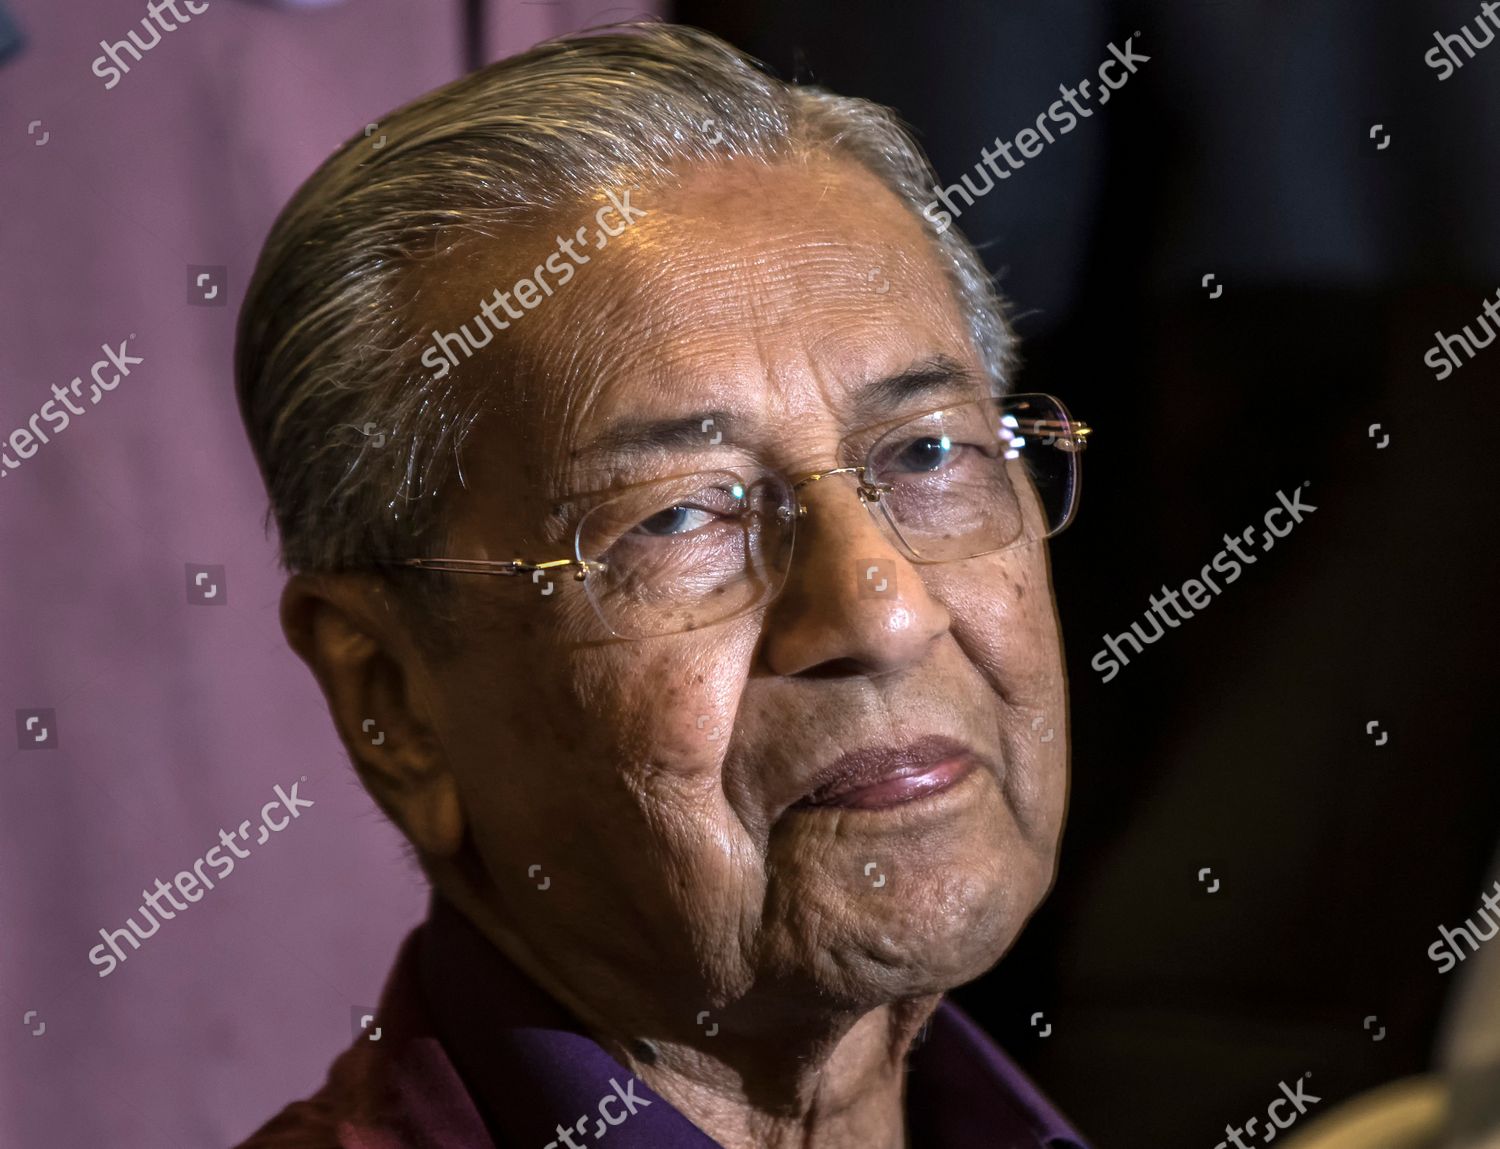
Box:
[419,895,1091,1148]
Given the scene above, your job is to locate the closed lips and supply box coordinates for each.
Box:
[794,735,983,810]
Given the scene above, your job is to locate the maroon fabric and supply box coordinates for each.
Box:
[234,898,1092,1149]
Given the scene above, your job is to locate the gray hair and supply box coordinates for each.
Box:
[235,21,1014,633]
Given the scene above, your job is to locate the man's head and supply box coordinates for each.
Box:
[237,22,1075,1045]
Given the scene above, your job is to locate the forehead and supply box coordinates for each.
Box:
[449,156,987,501]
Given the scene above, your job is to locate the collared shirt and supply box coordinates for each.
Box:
[234,896,1092,1149]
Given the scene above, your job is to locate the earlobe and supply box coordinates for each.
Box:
[407,772,466,858]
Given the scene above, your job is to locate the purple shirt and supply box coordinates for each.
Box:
[235,896,1091,1148]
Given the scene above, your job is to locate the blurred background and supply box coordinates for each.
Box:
[2,1,1497,1146]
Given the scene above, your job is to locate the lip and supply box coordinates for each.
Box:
[792,735,983,812]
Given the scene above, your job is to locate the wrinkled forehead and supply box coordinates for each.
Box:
[436,156,988,502]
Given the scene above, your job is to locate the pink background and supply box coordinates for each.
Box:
[0,2,658,1145]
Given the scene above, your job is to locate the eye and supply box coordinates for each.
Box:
[890,433,957,473]
[627,481,749,538]
[634,504,717,537]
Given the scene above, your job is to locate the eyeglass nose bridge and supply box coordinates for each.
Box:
[788,465,894,518]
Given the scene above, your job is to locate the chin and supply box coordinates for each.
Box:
[783,852,1045,1009]
[820,926,1021,1011]
[886,882,1032,991]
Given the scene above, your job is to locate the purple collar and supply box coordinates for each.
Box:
[419,897,1091,1149]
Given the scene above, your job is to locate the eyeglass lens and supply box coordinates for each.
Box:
[574,395,1079,638]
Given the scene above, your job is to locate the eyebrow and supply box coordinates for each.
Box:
[573,355,986,462]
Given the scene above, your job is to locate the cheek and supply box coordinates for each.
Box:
[577,629,759,778]
[923,549,1069,838]
[434,623,771,952]
[927,547,1064,698]
[454,622,768,910]
[537,629,778,982]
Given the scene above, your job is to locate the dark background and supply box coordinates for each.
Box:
[675,1,1500,1144]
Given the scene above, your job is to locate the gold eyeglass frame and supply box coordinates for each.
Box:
[392,394,1091,588]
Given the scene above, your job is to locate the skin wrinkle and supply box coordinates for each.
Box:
[520,188,949,497]
[286,153,1070,1149]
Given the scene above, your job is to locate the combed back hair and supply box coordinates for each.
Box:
[234,20,1015,638]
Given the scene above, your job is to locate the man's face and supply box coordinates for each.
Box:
[412,157,1069,1031]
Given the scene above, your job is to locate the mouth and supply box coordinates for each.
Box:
[791,734,984,812]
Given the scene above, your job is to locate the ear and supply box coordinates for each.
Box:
[279,572,465,859]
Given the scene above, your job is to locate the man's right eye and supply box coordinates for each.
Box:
[633,505,717,537]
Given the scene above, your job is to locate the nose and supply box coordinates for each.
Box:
[758,472,950,677]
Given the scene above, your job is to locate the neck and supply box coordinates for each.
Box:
[600,993,938,1149]
[436,882,939,1149]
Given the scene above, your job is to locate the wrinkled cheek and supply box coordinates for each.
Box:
[578,634,770,961]
[998,734,1068,860]
[924,550,1064,702]
[572,626,760,779]
[999,712,1069,862]
[924,552,1068,842]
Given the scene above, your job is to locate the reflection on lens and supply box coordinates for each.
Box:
[870,400,1029,560]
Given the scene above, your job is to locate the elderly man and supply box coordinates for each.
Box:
[232,21,1092,1149]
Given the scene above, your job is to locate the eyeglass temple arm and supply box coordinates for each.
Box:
[400,556,603,579]
[1021,419,1092,446]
